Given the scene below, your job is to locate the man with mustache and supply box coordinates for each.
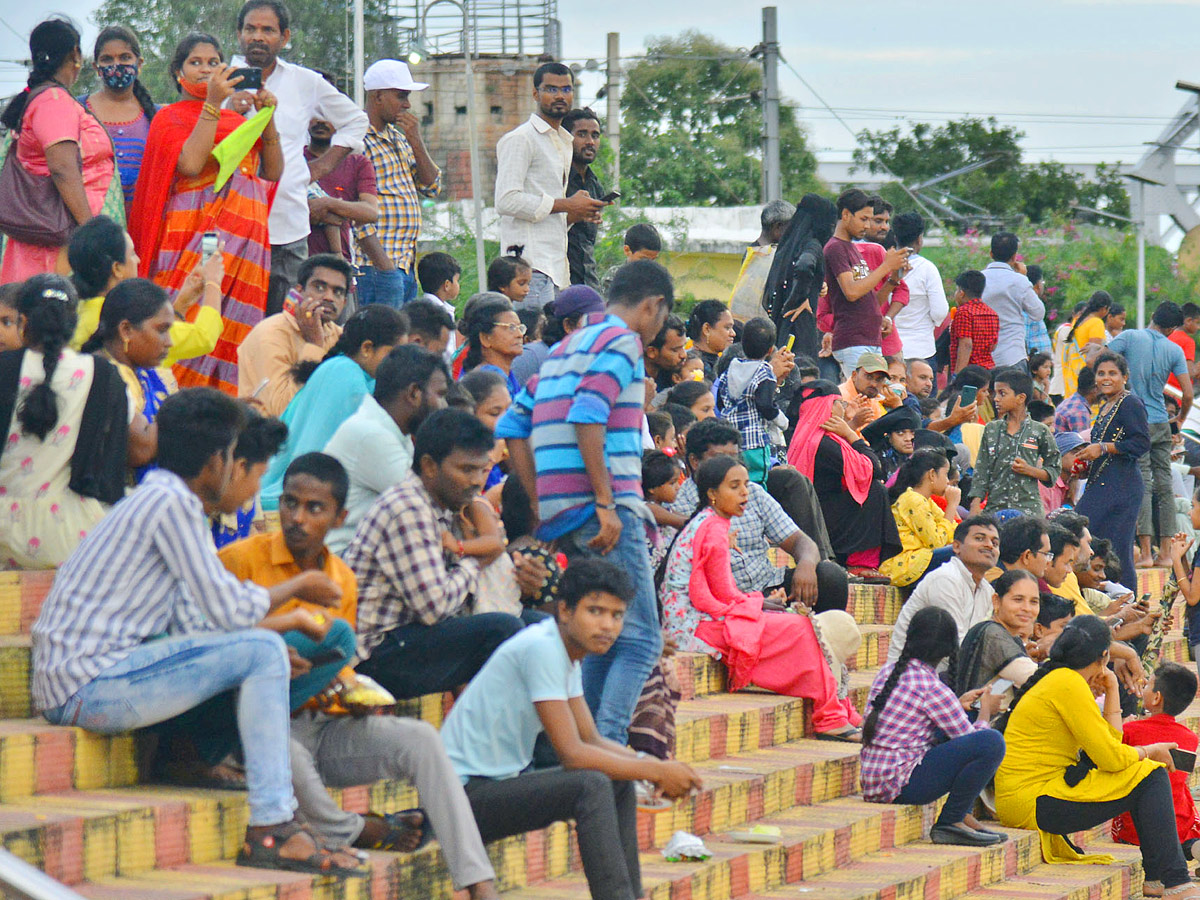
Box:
[229,0,369,316]
[237,253,349,416]
[564,107,606,289]
[496,63,607,310]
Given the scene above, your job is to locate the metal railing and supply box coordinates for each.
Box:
[0,849,86,900]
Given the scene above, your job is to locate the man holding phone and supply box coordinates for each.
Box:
[564,107,609,290]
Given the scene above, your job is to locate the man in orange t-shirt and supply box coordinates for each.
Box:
[1167,302,1200,394]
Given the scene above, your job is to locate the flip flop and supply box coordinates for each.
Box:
[813,726,862,743]
[356,808,431,853]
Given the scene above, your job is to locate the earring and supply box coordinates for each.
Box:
[123,337,129,354]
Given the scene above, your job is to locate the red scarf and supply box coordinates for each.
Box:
[785,393,875,505]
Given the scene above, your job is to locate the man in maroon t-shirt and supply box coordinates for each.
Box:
[823,188,909,379]
[305,117,379,263]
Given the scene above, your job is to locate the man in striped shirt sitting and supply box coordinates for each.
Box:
[498,259,674,745]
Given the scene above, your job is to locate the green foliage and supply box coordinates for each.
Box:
[918,221,1199,327]
[855,117,1130,228]
[85,0,399,101]
[618,30,820,206]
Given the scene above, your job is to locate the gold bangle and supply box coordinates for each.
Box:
[204,281,221,292]
[201,102,221,120]
[261,135,279,145]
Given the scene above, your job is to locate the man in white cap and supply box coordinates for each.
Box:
[354,59,441,309]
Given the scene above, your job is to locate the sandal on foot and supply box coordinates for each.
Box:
[237,820,369,877]
[813,726,862,743]
[847,567,891,585]
[354,808,431,853]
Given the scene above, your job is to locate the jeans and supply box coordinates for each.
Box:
[894,728,1005,826]
[290,711,494,889]
[267,237,309,316]
[1035,766,1188,888]
[561,507,663,744]
[465,768,640,900]
[519,270,559,311]
[1138,421,1175,543]
[833,344,882,380]
[356,613,524,700]
[282,619,357,711]
[43,630,295,826]
[355,265,418,309]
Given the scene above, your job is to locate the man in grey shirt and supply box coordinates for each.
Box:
[981,232,1045,367]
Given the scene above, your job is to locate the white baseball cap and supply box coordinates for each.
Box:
[363,59,429,92]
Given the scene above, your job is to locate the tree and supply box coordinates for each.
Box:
[853,116,1130,228]
[85,0,399,102]
[618,31,820,206]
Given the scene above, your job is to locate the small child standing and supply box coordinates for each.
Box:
[968,368,1060,517]
[416,251,461,357]
[714,316,792,485]
[646,410,677,455]
[487,246,533,307]
[1110,662,1200,863]
[643,449,685,570]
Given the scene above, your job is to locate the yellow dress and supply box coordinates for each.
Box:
[71,295,223,367]
[995,667,1161,864]
[878,489,955,587]
[1061,316,1106,397]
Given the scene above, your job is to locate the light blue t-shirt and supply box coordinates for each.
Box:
[1107,328,1188,424]
[441,617,582,782]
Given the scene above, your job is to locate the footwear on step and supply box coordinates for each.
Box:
[813,726,863,743]
[237,819,370,877]
[929,823,1002,846]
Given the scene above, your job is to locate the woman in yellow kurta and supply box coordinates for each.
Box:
[1060,291,1111,398]
[880,450,958,587]
[995,615,1196,896]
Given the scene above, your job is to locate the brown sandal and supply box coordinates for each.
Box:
[236,819,369,877]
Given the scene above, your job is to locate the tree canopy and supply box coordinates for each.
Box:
[618,30,820,206]
[853,117,1130,228]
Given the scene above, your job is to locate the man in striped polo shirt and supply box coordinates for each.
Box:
[498,260,674,744]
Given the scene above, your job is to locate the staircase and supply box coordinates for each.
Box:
[0,568,1180,900]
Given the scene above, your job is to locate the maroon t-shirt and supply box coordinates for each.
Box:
[824,236,882,351]
[304,148,378,262]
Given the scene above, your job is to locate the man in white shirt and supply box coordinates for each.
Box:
[981,232,1045,368]
[887,515,1000,663]
[891,212,948,364]
[232,0,369,314]
[494,62,606,310]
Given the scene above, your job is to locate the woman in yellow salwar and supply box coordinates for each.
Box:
[996,616,1198,898]
[128,32,282,396]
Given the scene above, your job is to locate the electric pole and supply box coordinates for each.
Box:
[606,32,621,190]
[761,7,781,203]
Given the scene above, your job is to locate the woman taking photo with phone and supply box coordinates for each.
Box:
[127,32,283,396]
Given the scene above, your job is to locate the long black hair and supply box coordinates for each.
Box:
[462,297,515,372]
[1,18,81,131]
[887,447,949,503]
[92,25,155,120]
[1066,290,1112,344]
[13,275,79,441]
[653,453,743,592]
[291,305,408,385]
[862,606,960,746]
[68,216,128,298]
[993,614,1111,733]
[80,278,170,354]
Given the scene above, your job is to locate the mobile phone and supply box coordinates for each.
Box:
[230,66,263,90]
[785,334,795,352]
[600,190,620,203]
[990,678,1014,696]
[201,231,219,261]
[959,384,979,406]
[1171,747,1196,774]
[309,648,347,667]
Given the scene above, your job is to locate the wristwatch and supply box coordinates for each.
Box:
[597,500,617,511]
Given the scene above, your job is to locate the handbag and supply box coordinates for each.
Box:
[0,83,81,247]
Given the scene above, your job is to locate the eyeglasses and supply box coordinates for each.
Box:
[1038,549,1055,559]
[538,84,574,96]
[495,322,528,335]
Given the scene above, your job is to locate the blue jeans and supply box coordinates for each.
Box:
[356,265,418,309]
[519,270,558,311]
[833,344,882,380]
[894,728,1005,826]
[562,507,663,744]
[43,629,295,826]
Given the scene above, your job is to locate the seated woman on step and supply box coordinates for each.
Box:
[658,454,862,742]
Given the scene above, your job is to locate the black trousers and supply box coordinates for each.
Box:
[1035,767,1188,887]
[772,560,850,613]
[465,769,640,900]
[766,466,835,560]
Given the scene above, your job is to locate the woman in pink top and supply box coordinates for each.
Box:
[0,19,115,281]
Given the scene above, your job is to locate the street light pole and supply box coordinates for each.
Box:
[421,0,487,289]
[353,0,364,106]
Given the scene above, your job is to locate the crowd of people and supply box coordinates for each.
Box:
[3,5,1200,899]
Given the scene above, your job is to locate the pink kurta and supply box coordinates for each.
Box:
[660,509,858,732]
[0,87,114,281]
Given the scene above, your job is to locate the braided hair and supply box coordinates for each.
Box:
[291,305,408,385]
[992,613,1112,733]
[14,275,80,441]
[1,18,82,131]
[92,26,156,121]
[862,606,959,746]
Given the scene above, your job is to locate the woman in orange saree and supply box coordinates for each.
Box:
[127,33,282,395]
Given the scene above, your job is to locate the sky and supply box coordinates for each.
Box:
[2,0,1199,173]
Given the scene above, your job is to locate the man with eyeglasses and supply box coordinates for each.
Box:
[495,63,607,310]
[238,253,350,416]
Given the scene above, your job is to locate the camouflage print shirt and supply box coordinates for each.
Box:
[968,414,1061,517]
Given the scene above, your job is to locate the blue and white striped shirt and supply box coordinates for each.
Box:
[31,469,271,711]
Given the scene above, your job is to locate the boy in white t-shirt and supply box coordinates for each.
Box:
[441,557,702,900]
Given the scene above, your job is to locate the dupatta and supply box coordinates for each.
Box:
[785,391,875,505]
